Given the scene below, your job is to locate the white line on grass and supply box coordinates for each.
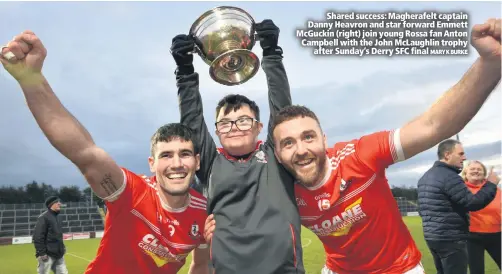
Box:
[302,238,312,248]
[67,252,92,262]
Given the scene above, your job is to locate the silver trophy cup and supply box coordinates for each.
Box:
[189,6,260,86]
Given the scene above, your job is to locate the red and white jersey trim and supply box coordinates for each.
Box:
[390,128,405,163]
[190,196,208,211]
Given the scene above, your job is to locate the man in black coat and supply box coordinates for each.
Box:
[418,139,499,274]
[33,196,68,274]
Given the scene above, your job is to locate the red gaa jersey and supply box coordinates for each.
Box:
[85,168,208,274]
[295,130,421,273]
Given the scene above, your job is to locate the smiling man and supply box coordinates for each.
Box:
[269,18,501,274]
[1,31,209,274]
[417,140,499,274]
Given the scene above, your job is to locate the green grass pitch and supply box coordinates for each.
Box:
[0,217,498,273]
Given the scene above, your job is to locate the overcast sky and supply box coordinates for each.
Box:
[0,1,500,190]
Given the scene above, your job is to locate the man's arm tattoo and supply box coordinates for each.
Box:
[100,173,118,195]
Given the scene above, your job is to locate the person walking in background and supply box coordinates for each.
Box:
[461,160,501,274]
[417,139,499,274]
[33,196,68,274]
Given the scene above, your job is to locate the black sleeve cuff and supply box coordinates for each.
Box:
[484,181,498,191]
[263,46,283,57]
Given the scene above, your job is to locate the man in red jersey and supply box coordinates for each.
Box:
[205,18,501,273]
[1,31,210,274]
[84,125,210,274]
[273,107,424,274]
[269,18,500,274]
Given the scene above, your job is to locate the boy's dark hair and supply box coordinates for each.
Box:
[150,123,198,156]
[216,94,260,121]
[272,105,321,133]
[437,139,461,160]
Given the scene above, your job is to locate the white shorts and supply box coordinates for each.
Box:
[321,262,425,274]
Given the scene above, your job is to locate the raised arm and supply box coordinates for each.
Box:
[399,19,501,160]
[170,35,217,185]
[443,174,498,212]
[255,20,292,147]
[1,31,124,201]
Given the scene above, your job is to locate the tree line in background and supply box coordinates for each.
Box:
[0,181,419,206]
[0,181,105,207]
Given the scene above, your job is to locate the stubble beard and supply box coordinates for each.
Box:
[295,156,327,188]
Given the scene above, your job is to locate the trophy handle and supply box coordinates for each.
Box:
[186,45,200,56]
[169,38,200,56]
[186,34,202,56]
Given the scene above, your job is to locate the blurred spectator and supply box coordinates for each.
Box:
[33,196,68,274]
[417,139,498,274]
[461,160,501,274]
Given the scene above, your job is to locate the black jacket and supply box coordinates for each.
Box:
[417,161,497,241]
[33,209,66,259]
[177,55,304,274]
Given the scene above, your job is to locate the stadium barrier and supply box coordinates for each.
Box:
[0,230,104,246]
[0,203,104,238]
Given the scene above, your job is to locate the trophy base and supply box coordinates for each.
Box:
[209,49,260,86]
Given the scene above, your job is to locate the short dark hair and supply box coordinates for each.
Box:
[437,139,461,159]
[216,94,260,121]
[150,123,198,156]
[272,105,321,133]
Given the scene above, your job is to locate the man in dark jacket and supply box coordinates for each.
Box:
[33,196,68,274]
[418,139,499,274]
[171,19,304,274]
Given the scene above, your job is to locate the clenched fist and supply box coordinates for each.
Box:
[0,30,47,85]
[255,19,283,56]
[471,18,501,61]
